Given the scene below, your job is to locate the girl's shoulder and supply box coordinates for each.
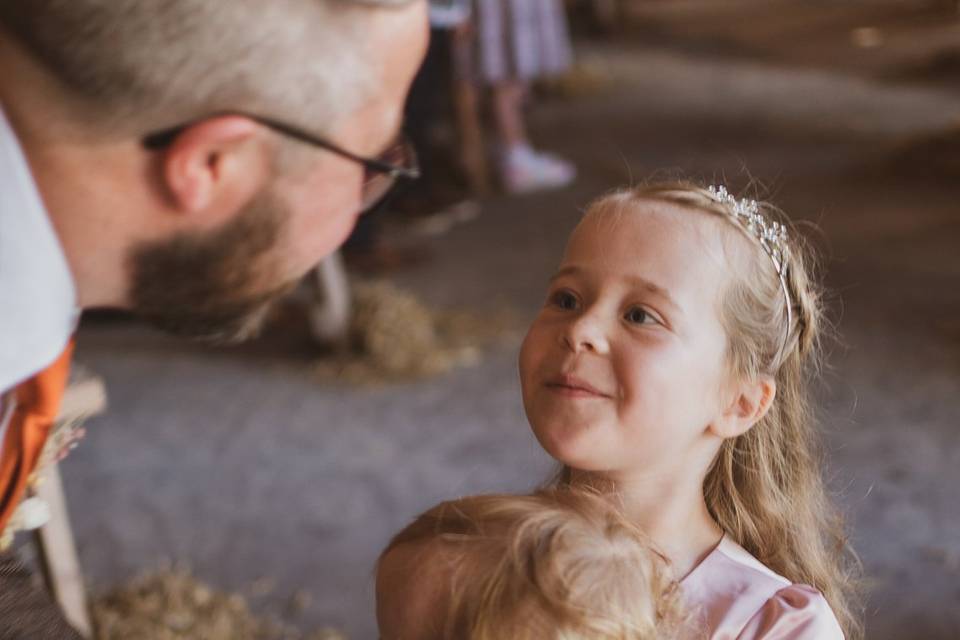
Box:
[680,536,844,639]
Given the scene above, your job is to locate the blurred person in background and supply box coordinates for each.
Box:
[0,0,427,636]
[474,0,577,193]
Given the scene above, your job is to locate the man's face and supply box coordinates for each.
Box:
[129,1,429,343]
[128,188,293,343]
[272,1,430,289]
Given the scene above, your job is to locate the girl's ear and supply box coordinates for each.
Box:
[710,376,776,439]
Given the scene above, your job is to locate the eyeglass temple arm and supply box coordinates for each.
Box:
[143,113,420,180]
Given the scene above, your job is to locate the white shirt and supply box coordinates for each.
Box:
[0,104,79,452]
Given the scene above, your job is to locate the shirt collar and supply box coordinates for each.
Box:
[0,104,79,392]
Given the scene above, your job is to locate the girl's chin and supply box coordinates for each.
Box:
[532,421,610,472]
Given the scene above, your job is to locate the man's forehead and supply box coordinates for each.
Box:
[350,3,427,155]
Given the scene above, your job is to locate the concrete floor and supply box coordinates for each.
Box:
[62,8,959,640]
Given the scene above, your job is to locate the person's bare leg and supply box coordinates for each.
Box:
[451,24,490,195]
[492,80,529,150]
[492,79,575,193]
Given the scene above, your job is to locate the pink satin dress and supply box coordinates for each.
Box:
[680,535,844,639]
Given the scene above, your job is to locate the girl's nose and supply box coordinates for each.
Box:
[561,313,610,355]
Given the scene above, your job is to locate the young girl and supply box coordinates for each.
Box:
[377,487,685,639]
[518,181,859,638]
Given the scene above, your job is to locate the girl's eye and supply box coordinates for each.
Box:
[549,290,579,311]
[624,306,658,325]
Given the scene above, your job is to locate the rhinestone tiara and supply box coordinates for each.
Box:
[707,186,788,274]
[707,185,793,363]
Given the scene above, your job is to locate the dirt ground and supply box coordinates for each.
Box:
[56,2,959,639]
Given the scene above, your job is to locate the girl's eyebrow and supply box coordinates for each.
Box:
[550,265,681,314]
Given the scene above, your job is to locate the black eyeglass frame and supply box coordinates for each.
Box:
[142,112,420,181]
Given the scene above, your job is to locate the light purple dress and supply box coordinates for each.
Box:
[473,0,573,84]
[680,535,844,639]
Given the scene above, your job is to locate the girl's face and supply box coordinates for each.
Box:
[519,201,735,477]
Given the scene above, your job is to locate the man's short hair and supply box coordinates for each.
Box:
[0,0,417,137]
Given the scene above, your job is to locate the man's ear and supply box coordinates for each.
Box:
[159,115,273,224]
[710,376,776,439]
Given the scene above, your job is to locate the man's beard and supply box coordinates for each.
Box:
[127,190,298,344]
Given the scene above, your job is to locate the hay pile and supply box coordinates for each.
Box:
[314,280,520,385]
[92,566,346,640]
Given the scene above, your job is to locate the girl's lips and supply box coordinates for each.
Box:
[545,374,611,398]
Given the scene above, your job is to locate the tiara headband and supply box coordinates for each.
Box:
[706,185,793,365]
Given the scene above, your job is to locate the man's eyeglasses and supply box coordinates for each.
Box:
[142,112,420,214]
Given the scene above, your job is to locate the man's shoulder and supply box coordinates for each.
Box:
[0,106,79,392]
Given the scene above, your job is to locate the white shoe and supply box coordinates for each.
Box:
[501,146,577,194]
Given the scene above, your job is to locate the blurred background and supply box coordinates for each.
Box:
[61,1,959,638]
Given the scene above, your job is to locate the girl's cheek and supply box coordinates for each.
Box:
[531,320,557,355]
[519,325,544,377]
[616,342,646,377]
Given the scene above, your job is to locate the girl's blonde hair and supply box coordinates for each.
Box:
[557,180,861,638]
[379,488,686,639]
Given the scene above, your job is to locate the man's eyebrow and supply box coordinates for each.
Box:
[549,265,681,311]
